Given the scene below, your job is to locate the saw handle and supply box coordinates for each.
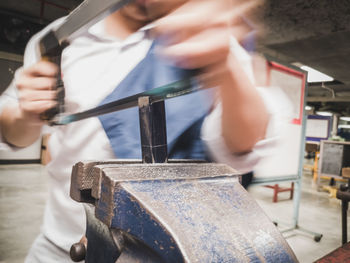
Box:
[38,30,67,121]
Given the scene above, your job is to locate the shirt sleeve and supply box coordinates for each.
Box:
[0,68,22,150]
[0,34,40,150]
[200,37,293,174]
[0,17,66,150]
[201,86,293,174]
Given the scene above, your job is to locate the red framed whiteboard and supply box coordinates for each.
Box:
[267,61,306,125]
[254,60,307,179]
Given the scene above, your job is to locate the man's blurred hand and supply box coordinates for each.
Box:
[15,61,58,126]
[151,0,268,154]
[152,0,259,69]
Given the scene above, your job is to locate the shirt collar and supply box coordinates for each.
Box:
[88,19,154,47]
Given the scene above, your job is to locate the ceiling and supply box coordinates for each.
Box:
[0,0,349,114]
[257,0,350,115]
[0,0,80,22]
[0,0,81,54]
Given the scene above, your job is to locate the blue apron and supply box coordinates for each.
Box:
[98,43,213,160]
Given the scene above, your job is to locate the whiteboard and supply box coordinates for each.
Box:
[306,118,329,139]
[254,62,306,179]
[270,69,303,122]
[255,123,301,178]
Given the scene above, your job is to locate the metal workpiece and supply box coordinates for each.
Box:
[51,75,201,126]
[70,161,298,263]
[138,97,168,164]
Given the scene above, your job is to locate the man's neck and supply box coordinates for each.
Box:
[105,11,148,39]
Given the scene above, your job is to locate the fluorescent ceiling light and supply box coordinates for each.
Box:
[340,117,350,122]
[305,105,312,110]
[316,111,333,116]
[300,65,334,83]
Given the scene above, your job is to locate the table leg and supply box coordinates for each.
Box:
[341,200,348,245]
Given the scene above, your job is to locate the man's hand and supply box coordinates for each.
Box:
[152,0,269,154]
[16,60,58,124]
[152,0,257,69]
[0,61,58,147]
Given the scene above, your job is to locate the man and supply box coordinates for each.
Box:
[0,0,274,261]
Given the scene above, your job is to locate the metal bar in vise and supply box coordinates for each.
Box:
[138,97,168,164]
[50,76,204,126]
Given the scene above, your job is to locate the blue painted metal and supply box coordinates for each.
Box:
[72,161,298,262]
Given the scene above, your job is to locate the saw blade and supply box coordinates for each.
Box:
[55,0,133,44]
[50,76,208,126]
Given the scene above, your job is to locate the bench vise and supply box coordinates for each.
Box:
[70,159,298,262]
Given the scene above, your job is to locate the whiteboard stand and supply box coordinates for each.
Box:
[279,113,323,242]
[251,60,323,242]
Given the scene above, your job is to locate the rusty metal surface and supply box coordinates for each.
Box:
[119,179,295,262]
[70,159,207,202]
[98,162,238,182]
[70,160,141,202]
[71,161,297,262]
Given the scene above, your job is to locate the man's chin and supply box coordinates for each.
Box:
[121,4,152,23]
[121,1,185,23]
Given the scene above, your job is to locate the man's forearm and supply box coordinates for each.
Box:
[220,54,269,154]
[0,105,42,147]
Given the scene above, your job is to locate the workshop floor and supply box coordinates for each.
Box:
[0,164,347,263]
[249,175,347,263]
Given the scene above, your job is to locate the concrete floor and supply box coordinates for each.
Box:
[0,164,347,263]
[0,165,48,263]
[249,175,347,262]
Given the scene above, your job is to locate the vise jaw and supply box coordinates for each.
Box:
[70,160,298,263]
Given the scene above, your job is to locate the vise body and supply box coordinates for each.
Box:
[70,160,298,262]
